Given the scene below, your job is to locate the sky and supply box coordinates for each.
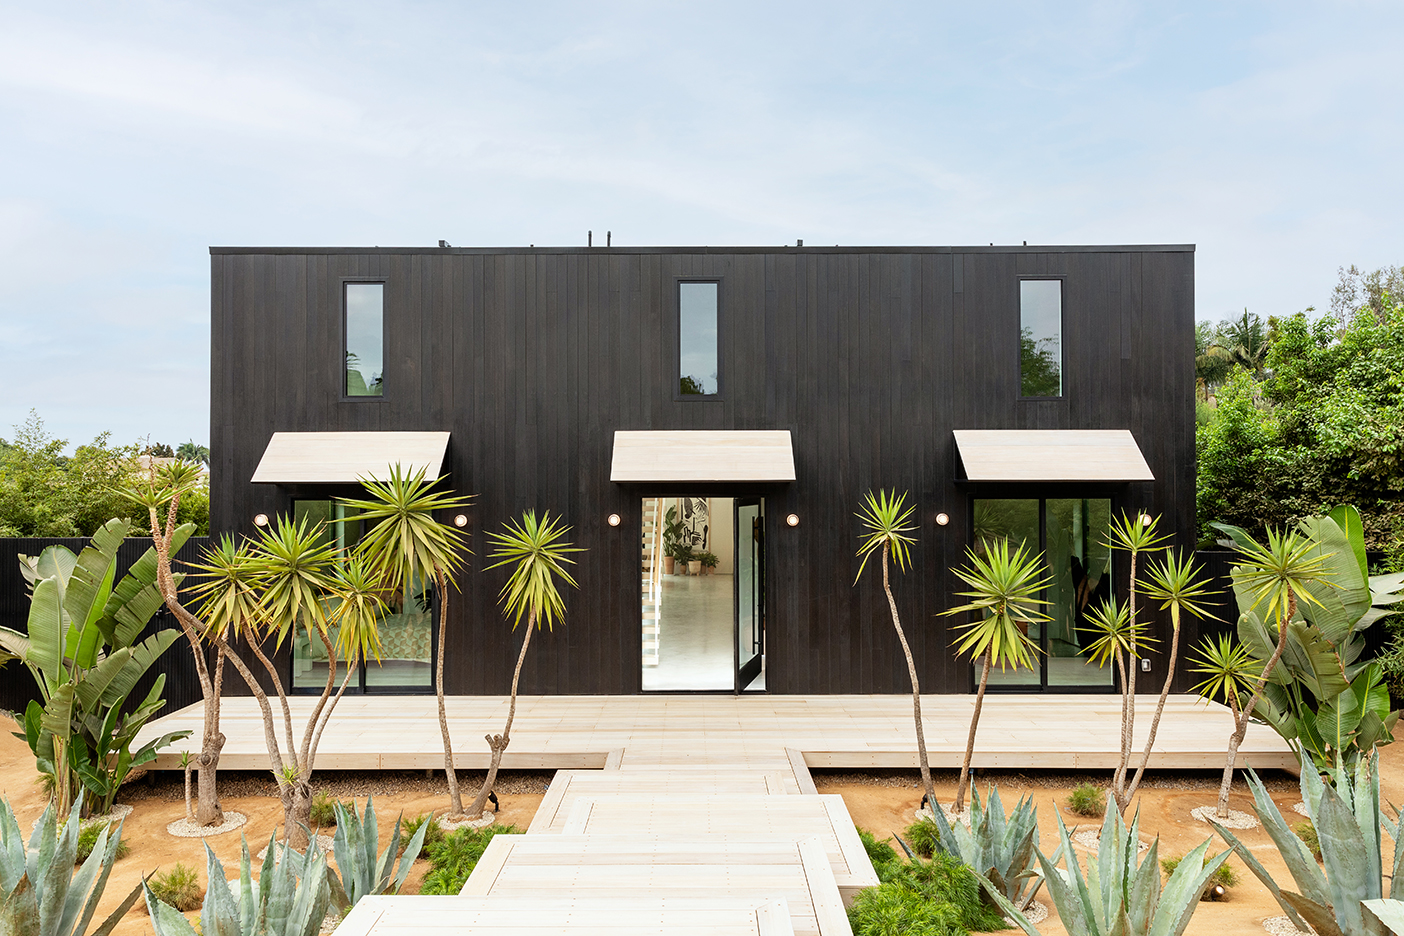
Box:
[2,2,1402,451]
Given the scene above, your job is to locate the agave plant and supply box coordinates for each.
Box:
[989,798,1229,936]
[1209,750,1402,936]
[923,784,1044,912]
[327,797,430,913]
[145,832,330,936]
[0,796,143,936]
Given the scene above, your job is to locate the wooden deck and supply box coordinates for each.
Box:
[138,693,1296,773]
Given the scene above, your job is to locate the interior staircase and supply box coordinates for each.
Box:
[641,497,663,668]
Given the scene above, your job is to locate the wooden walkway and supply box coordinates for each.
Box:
[296,694,1293,936]
[138,693,1295,773]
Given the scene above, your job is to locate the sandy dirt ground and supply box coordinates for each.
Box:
[4,716,1403,936]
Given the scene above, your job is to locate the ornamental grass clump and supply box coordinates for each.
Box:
[848,848,1005,936]
[1160,854,1238,900]
[399,813,444,855]
[145,863,201,913]
[418,824,522,895]
[1066,783,1106,817]
[75,823,130,865]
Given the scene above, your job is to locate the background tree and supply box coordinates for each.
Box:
[944,537,1049,812]
[470,510,581,820]
[338,466,474,817]
[1331,263,1404,327]
[176,440,210,465]
[854,490,934,813]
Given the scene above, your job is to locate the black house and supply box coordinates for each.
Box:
[210,244,1195,698]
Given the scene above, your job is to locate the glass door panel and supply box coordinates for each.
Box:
[973,499,1042,688]
[736,499,764,691]
[1046,499,1113,687]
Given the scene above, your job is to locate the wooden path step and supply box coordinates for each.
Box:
[560,794,878,902]
[336,895,797,936]
[530,769,797,834]
[461,834,849,936]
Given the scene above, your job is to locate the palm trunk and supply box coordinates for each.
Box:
[957,653,993,812]
[195,647,225,826]
[1125,607,1181,808]
[469,611,535,819]
[1114,550,1140,801]
[434,571,464,818]
[1216,588,1296,817]
[217,635,299,840]
[183,758,194,821]
[310,650,361,767]
[881,545,935,814]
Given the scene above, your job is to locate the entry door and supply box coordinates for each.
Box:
[735,498,765,691]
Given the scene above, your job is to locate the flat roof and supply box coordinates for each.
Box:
[211,243,1195,256]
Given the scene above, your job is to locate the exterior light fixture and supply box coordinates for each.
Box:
[253,513,270,527]
[453,514,469,528]
[607,513,621,527]
[786,513,800,527]
[1140,513,1153,527]
[935,512,950,526]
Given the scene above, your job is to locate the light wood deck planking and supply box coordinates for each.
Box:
[560,795,879,902]
[335,895,797,936]
[461,835,845,936]
[529,770,797,834]
[136,693,1296,772]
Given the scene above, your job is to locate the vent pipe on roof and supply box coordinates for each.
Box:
[588,230,592,247]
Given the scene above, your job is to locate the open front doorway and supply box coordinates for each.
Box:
[640,496,766,692]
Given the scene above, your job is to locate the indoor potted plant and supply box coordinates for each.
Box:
[699,551,719,575]
[662,506,686,574]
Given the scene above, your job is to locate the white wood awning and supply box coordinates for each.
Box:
[610,430,796,483]
[953,430,1154,482]
[251,431,451,484]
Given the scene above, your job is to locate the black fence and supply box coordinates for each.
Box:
[1,536,210,717]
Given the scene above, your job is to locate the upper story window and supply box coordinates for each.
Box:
[345,283,384,397]
[678,281,719,396]
[1020,279,1062,397]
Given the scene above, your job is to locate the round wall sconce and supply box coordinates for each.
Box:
[1140,513,1153,527]
[253,513,270,527]
[607,513,622,527]
[786,513,800,527]
[453,514,469,528]
[935,512,950,526]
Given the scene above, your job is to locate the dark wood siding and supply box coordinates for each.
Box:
[211,245,1196,695]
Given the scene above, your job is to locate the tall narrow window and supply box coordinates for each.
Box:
[1020,279,1062,397]
[678,282,719,396]
[345,283,384,397]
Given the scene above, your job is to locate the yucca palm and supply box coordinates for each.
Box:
[943,537,1050,811]
[1206,522,1333,816]
[1099,512,1170,805]
[338,464,474,817]
[470,511,582,819]
[119,461,229,826]
[854,490,933,812]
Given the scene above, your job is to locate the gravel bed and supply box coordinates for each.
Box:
[126,769,553,801]
[1190,805,1259,829]
[811,767,1299,793]
[1263,915,1313,935]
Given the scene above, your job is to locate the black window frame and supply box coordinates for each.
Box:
[1016,274,1066,401]
[673,278,725,402]
[340,277,388,402]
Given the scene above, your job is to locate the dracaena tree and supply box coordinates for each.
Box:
[188,517,385,847]
[943,537,1050,812]
[854,490,934,814]
[468,510,582,820]
[336,465,473,818]
[120,461,228,826]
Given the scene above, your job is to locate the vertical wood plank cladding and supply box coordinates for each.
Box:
[211,245,1194,696]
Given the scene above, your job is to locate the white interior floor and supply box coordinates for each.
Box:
[642,573,764,692]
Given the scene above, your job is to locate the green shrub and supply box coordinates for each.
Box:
[1066,783,1106,817]
[1160,853,1239,899]
[857,828,898,867]
[1292,819,1322,861]
[848,850,1005,936]
[310,792,351,828]
[418,824,521,895]
[76,822,131,864]
[903,818,940,859]
[400,813,445,856]
[148,862,202,912]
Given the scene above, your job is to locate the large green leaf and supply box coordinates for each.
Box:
[1364,899,1404,935]
[26,576,67,692]
[1326,506,1369,584]
[1316,688,1365,755]
[1316,782,1382,934]
[1289,621,1351,700]
[1297,516,1369,641]
[63,519,128,641]
[106,523,195,647]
